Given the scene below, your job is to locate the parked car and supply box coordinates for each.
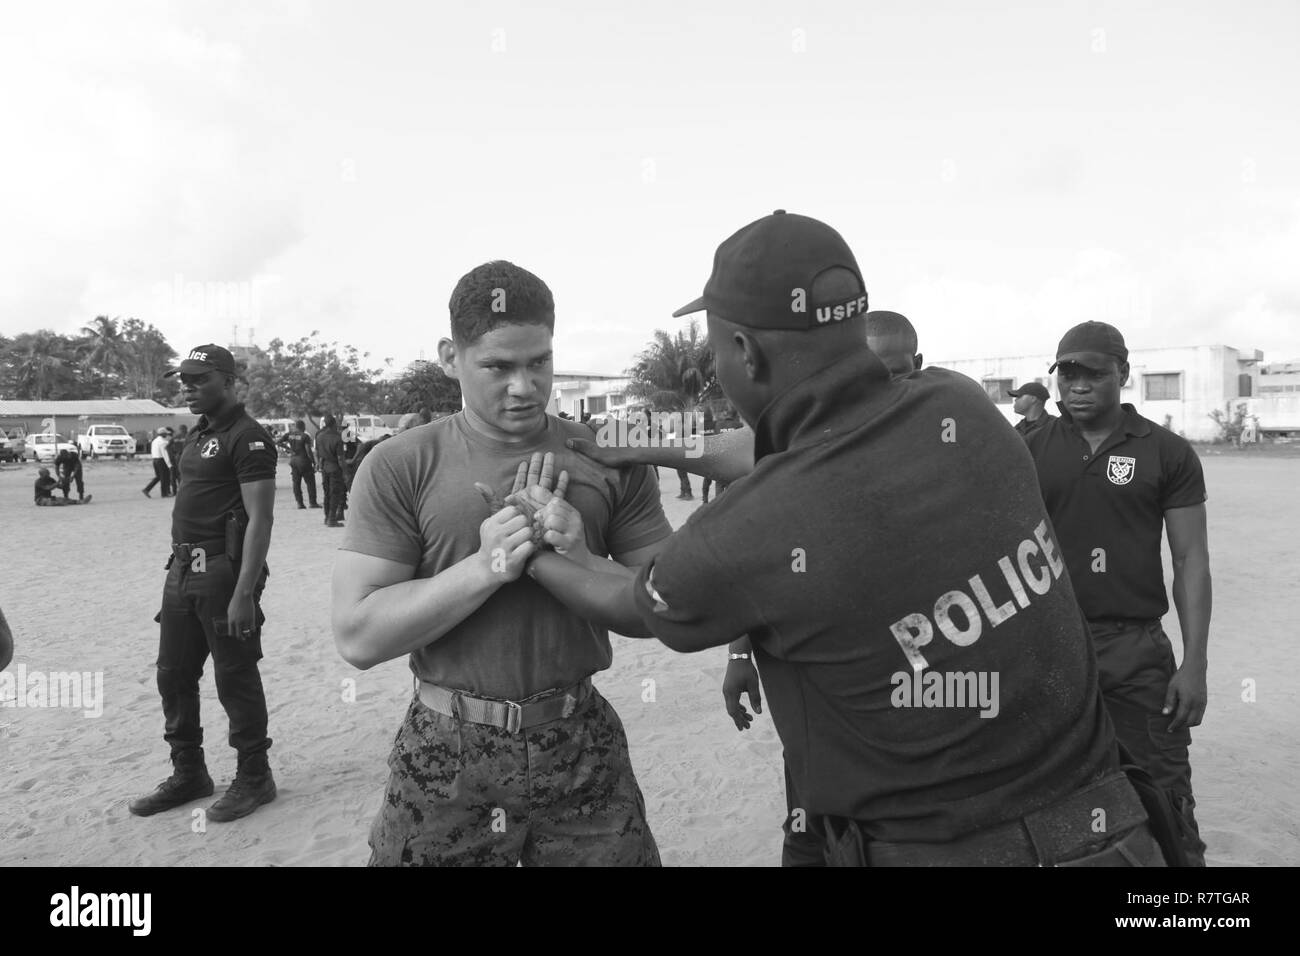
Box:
[29,432,78,463]
[0,428,28,462]
[77,423,136,459]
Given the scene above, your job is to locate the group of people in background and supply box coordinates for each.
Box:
[141,424,189,498]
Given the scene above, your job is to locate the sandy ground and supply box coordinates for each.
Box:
[1,451,1296,867]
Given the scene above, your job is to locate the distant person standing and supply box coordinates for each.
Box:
[167,425,189,491]
[130,344,278,822]
[54,446,85,501]
[316,414,348,527]
[1008,382,1051,438]
[142,427,173,498]
[278,420,321,510]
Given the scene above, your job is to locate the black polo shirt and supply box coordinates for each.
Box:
[280,431,314,463]
[172,403,277,544]
[1015,415,1048,438]
[632,352,1114,842]
[1023,404,1206,622]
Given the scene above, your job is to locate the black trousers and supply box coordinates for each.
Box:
[290,460,318,506]
[322,470,346,519]
[144,459,172,496]
[1090,619,1206,866]
[59,468,84,497]
[156,550,270,759]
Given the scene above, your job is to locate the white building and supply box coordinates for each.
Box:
[548,372,632,420]
[930,344,1300,441]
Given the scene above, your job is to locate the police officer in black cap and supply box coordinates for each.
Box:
[1007,381,1052,438]
[525,211,1167,866]
[1024,321,1210,865]
[130,344,279,822]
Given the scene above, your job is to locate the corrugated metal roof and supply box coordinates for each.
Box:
[0,399,181,416]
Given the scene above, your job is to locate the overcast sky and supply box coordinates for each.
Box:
[3,0,1298,377]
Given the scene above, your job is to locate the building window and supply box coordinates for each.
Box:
[608,392,624,406]
[587,395,607,414]
[1143,373,1182,401]
[983,378,1013,404]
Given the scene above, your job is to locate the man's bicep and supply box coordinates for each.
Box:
[1165,503,1208,562]
[333,549,415,603]
[612,534,671,568]
[238,478,276,518]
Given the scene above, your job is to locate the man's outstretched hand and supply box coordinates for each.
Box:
[475,452,570,548]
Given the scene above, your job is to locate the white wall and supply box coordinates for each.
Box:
[932,345,1261,441]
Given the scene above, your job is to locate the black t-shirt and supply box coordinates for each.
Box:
[315,428,346,473]
[1023,404,1206,621]
[34,476,57,501]
[1015,415,1048,438]
[166,436,186,464]
[54,449,81,475]
[281,431,314,463]
[171,403,277,543]
[632,352,1115,842]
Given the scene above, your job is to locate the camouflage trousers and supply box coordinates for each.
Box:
[368,685,660,866]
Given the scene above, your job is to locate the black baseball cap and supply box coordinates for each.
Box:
[165,344,237,378]
[1048,322,1129,373]
[672,210,867,330]
[1007,382,1050,401]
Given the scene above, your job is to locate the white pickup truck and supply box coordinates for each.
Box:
[77,424,136,459]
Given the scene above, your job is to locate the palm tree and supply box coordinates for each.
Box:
[79,315,132,394]
[11,331,73,400]
[626,319,715,412]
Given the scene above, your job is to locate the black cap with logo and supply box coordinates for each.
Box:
[672,210,867,330]
[165,344,237,378]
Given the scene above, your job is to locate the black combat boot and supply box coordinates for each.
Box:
[208,751,277,823]
[128,749,214,816]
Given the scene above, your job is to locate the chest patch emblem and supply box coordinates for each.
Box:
[200,438,221,459]
[1106,455,1136,485]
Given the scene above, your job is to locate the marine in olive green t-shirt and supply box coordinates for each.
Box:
[342,412,671,698]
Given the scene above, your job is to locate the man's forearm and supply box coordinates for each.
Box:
[1171,555,1211,668]
[604,430,755,483]
[338,556,504,668]
[235,516,273,596]
[527,552,652,638]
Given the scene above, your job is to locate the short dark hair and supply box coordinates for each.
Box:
[295,420,305,431]
[322,414,336,429]
[449,260,555,345]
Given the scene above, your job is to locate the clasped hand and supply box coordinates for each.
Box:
[474,452,590,574]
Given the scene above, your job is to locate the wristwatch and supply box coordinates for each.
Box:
[728,652,751,661]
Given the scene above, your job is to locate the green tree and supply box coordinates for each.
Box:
[120,318,178,402]
[77,315,132,396]
[6,330,80,400]
[242,332,387,424]
[625,318,716,412]
[372,360,462,414]
[1208,402,1248,446]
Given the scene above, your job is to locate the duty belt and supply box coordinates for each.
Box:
[828,771,1152,867]
[417,677,593,734]
[170,539,228,562]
